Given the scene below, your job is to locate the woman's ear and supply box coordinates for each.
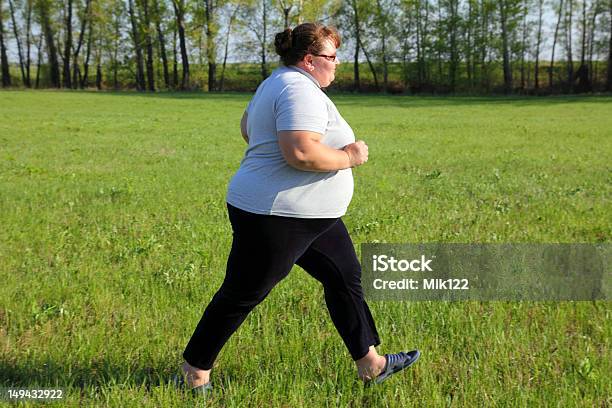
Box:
[303,55,315,72]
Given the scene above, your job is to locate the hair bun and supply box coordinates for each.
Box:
[274,28,293,57]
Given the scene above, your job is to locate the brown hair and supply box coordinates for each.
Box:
[274,23,341,66]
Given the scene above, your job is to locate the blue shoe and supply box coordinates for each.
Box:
[374,350,420,384]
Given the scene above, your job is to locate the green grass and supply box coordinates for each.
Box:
[0,91,610,407]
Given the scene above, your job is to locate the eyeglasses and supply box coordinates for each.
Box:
[312,53,338,62]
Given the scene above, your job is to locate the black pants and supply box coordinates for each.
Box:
[183,204,380,370]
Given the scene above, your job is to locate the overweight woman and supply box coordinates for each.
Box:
[180,23,419,392]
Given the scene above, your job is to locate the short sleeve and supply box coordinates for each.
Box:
[275,83,328,134]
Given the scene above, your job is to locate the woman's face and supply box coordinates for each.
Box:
[308,39,339,88]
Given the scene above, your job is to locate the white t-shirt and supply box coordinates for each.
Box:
[226,65,356,218]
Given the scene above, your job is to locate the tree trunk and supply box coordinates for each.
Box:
[63,0,72,88]
[565,0,574,90]
[25,0,33,86]
[520,1,527,90]
[499,0,512,93]
[95,40,102,90]
[220,5,239,92]
[358,37,379,90]
[550,0,564,89]
[0,0,11,87]
[575,0,590,92]
[587,1,600,86]
[480,0,490,90]
[172,26,178,88]
[534,0,543,89]
[152,0,169,89]
[580,0,586,65]
[375,0,388,92]
[112,9,120,89]
[35,32,43,88]
[25,0,33,88]
[607,0,612,91]
[142,0,155,91]
[173,0,189,89]
[8,0,27,86]
[415,1,425,86]
[260,0,268,80]
[81,8,93,88]
[280,0,290,28]
[381,32,388,92]
[128,0,146,90]
[400,19,411,91]
[72,0,91,88]
[466,0,474,90]
[351,0,360,91]
[205,0,217,91]
[37,0,60,88]
[448,0,459,92]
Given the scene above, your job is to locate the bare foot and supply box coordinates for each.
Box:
[355,347,387,383]
[181,361,211,388]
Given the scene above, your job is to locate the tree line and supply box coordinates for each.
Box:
[0,0,611,94]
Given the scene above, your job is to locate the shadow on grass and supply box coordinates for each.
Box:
[0,358,191,391]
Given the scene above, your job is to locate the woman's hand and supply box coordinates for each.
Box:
[343,141,369,167]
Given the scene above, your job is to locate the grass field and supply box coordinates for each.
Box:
[0,91,610,407]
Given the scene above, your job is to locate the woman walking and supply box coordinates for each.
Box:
[180,22,419,392]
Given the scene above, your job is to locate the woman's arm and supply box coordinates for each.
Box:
[278,130,368,172]
[240,111,249,143]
